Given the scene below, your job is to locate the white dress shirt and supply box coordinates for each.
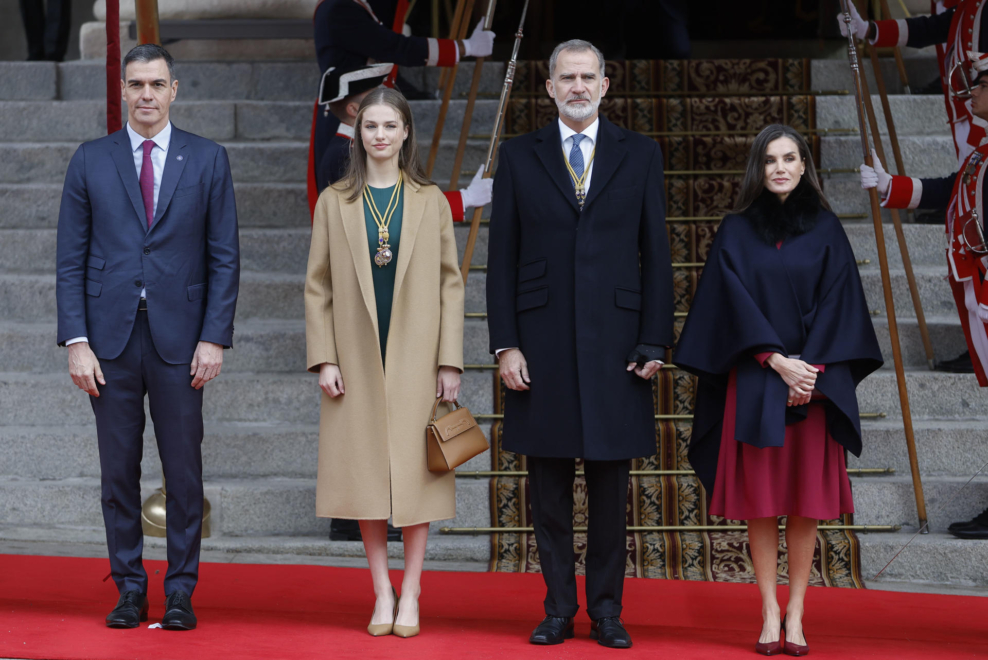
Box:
[495,117,661,366]
[65,121,172,347]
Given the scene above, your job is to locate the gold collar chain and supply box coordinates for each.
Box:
[364,170,403,267]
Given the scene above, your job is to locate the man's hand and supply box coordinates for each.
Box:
[319,363,345,398]
[437,366,462,402]
[498,348,530,391]
[766,354,818,399]
[627,360,661,380]
[190,341,224,390]
[68,342,104,397]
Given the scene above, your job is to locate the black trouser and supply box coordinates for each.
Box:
[90,309,204,597]
[19,0,72,61]
[527,456,630,621]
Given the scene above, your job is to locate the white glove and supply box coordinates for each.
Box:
[837,2,870,40]
[460,165,493,209]
[462,21,495,58]
[860,149,892,194]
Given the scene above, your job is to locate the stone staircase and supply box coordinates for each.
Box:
[1,56,987,587]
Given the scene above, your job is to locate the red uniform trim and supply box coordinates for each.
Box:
[871,19,902,47]
[444,191,465,221]
[386,0,409,87]
[436,39,458,67]
[307,101,320,221]
[884,175,916,208]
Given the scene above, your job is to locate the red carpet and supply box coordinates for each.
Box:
[0,554,984,659]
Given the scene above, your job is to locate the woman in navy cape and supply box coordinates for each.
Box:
[674,125,882,656]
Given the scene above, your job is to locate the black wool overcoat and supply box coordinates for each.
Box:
[486,116,675,460]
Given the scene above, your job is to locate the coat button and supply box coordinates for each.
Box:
[144,248,151,255]
[134,280,142,287]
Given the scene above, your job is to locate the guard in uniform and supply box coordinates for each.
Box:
[861,50,988,539]
[309,0,495,215]
[316,62,493,216]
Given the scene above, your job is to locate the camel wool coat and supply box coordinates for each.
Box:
[305,178,464,526]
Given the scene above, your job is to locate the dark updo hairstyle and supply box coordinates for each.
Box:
[732,124,831,213]
[340,86,433,201]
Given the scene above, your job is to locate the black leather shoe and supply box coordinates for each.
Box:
[937,350,975,373]
[950,515,988,539]
[529,616,575,645]
[591,616,633,648]
[161,590,197,630]
[948,506,988,533]
[105,590,148,628]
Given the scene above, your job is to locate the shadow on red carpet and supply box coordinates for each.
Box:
[0,554,984,659]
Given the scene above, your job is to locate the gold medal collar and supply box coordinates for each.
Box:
[363,170,403,267]
[563,143,596,209]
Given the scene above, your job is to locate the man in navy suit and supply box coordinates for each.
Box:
[56,44,240,630]
[487,40,673,648]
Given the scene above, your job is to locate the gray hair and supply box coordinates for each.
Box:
[548,39,605,79]
[122,43,176,81]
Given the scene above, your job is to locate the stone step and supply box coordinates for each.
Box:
[858,532,988,587]
[858,265,959,320]
[0,370,496,427]
[811,55,941,95]
[0,420,494,482]
[0,524,491,563]
[0,317,494,374]
[821,134,956,178]
[852,476,988,534]
[816,94,950,137]
[851,420,988,477]
[0,475,490,538]
[855,369,988,420]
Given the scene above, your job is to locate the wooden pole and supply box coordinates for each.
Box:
[448,0,497,192]
[134,0,161,45]
[877,0,911,93]
[460,0,527,283]
[841,0,929,531]
[105,0,121,134]
[859,48,936,368]
[426,0,473,177]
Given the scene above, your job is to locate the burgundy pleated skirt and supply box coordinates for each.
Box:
[708,368,854,521]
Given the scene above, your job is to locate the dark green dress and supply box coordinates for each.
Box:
[364,183,403,362]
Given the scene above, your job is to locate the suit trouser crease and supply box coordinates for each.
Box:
[90,310,204,597]
[528,456,630,620]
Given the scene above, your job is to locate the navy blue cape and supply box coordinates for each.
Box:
[672,209,883,495]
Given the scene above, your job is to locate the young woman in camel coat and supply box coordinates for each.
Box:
[304,87,464,637]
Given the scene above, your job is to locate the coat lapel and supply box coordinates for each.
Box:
[110,130,149,230]
[152,127,189,226]
[339,190,381,340]
[534,122,581,213]
[582,116,628,211]
[392,179,425,307]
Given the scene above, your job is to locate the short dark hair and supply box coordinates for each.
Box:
[122,43,176,80]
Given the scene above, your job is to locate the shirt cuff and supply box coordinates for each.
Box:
[65,337,89,346]
[495,348,517,359]
[627,344,666,366]
[754,352,777,367]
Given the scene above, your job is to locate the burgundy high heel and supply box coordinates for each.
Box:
[754,618,783,656]
[782,615,810,657]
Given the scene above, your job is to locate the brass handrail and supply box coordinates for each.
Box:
[441,524,900,533]
[454,214,869,225]
[492,90,851,98]
[469,128,857,140]
[472,412,888,420]
[455,468,895,477]
[460,168,857,177]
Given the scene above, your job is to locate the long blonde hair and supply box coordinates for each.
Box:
[339,87,433,202]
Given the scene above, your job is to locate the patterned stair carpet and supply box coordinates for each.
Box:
[485,58,864,588]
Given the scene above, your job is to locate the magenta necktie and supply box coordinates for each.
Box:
[140,139,155,228]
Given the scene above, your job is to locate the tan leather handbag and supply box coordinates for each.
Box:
[426,398,489,472]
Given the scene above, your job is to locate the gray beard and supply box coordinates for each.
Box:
[556,95,599,121]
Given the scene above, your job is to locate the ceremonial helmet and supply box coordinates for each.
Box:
[948,50,988,100]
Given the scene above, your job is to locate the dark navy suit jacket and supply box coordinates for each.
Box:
[56,125,240,365]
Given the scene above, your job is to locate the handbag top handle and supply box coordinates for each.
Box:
[430,397,461,423]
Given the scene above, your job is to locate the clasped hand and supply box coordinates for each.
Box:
[766,354,819,407]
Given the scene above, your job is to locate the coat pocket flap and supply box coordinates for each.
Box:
[174,183,201,198]
[85,279,102,297]
[187,283,207,301]
[432,408,479,442]
[517,258,546,283]
[86,255,105,270]
[516,285,548,312]
[615,287,642,311]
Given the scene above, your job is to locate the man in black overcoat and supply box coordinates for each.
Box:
[486,39,674,648]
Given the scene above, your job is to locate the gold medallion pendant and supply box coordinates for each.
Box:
[364,172,403,268]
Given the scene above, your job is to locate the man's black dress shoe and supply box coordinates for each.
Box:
[105,590,148,628]
[950,507,988,539]
[161,590,197,630]
[529,616,574,645]
[948,506,988,533]
[591,616,633,648]
[937,350,975,373]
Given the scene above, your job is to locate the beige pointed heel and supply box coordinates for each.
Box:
[366,586,397,637]
[392,594,420,638]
